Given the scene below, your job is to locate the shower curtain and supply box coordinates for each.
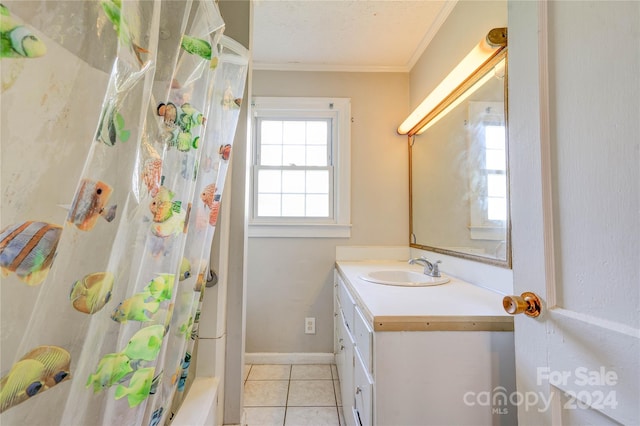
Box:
[0,1,248,425]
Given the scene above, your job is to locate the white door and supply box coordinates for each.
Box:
[508,2,639,425]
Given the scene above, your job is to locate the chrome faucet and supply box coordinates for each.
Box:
[408,256,442,277]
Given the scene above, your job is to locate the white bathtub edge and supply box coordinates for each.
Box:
[171,376,220,426]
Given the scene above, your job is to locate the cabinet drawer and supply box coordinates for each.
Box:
[354,351,373,426]
[354,306,373,375]
[337,276,355,333]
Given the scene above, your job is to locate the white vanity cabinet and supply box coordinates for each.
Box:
[334,263,518,426]
[334,272,377,426]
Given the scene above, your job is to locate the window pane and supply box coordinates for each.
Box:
[258,170,281,193]
[261,145,282,166]
[488,197,506,221]
[282,170,305,193]
[283,121,305,145]
[487,174,506,197]
[306,194,329,217]
[257,194,281,216]
[261,121,282,145]
[306,170,329,194]
[306,121,328,145]
[485,149,505,171]
[485,125,505,149]
[282,145,305,166]
[306,146,327,166]
[282,194,305,216]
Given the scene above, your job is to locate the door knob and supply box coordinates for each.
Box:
[503,292,542,317]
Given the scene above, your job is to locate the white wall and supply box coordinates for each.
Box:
[247,71,409,353]
[245,1,513,354]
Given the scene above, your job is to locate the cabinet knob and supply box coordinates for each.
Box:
[340,345,345,351]
[355,386,362,395]
[502,292,542,317]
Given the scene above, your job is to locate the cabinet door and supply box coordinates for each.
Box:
[354,351,373,426]
[337,312,356,426]
[353,306,373,375]
[335,304,346,387]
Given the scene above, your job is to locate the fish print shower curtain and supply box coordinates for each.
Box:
[0,1,248,425]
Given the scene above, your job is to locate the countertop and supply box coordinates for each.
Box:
[335,260,514,332]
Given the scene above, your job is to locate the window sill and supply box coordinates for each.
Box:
[249,223,352,238]
[469,225,505,241]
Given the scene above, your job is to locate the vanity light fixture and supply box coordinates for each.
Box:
[397,27,507,136]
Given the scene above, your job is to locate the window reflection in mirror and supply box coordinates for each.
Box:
[409,53,510,267]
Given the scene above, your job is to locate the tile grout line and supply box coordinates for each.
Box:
[331,369,341,426]
[283,364,292,426]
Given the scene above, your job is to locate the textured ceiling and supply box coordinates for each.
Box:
[252,0,456,72]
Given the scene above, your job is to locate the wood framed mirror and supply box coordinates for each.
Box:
[407,30,510,268]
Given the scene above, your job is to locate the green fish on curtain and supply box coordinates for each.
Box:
[111,292,160,323]
[0,346,71,413]
[143,273,174,302]
[122,325,165,361]
[180,34,218,69]
[0,3,47,59]
[179,257,191,281]
[114,367,156,408]
[110,274,174,322]
[96,102,131,146]
[86,352,133,393]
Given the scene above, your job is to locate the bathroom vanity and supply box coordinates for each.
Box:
[334,260,517,426]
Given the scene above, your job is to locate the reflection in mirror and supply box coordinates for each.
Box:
[409,48,510,267]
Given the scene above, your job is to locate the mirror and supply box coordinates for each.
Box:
[409,48,510,267]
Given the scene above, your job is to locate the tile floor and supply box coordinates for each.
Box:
[243,364,345,426]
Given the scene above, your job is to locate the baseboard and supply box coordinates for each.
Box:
[245,352,335,365]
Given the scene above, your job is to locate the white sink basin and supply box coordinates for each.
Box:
[359,270,450,287]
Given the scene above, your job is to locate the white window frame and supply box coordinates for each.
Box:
[467,101,507,241]
[249,97,351,238]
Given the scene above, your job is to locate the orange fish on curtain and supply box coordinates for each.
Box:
[0,221,62,285]
[69,271,115,314]
[157,101,205,152]
[219,144,231,161]
[149,186,187,238]
[67,179,117,231]
[142,141,163,194]
[200,183,220,226]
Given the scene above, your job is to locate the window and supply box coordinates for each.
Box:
[483,124,507,222]
[468,101,507,240]
[250,97,351,237]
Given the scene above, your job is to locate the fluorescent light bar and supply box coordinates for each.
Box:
[398,28,506,135]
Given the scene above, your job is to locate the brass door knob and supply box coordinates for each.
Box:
[503,292,542,317]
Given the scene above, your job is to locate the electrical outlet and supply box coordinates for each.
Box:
[305,317,316,334]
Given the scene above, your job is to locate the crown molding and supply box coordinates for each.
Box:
[406,0,458,70]
[252,61,409,73]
